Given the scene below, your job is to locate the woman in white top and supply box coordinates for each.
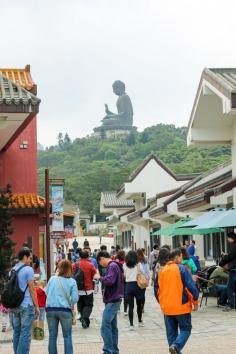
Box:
[123,251,148,330]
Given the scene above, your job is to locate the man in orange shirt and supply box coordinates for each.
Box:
[157,249,199,354]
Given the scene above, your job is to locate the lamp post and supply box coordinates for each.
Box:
[45,169,51,281]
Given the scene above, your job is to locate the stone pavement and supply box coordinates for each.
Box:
[1,288,236,353]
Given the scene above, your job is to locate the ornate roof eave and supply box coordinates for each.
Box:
[0,75,40,107]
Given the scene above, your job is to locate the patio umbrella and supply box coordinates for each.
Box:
[152,216,223,236]
[152,217,192,236]
[194,208,236,229]
[177,208,226,228]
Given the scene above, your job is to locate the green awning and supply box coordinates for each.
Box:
[152,217,192,236]
[152,216,223,236]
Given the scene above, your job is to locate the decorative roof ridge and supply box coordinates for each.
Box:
[10,193,45,209]
[0,75,40,106]
[0,65,37,93]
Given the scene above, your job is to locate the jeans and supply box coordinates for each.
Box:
[77,293,94,326]
[101,302,121,354]
[47,310,73,354]
[227,270,236,308]
[213,284,228,305]
[35,307,46,322]
[12,305,35,354]
[164,313,192,354]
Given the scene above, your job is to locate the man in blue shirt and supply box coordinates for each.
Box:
[11,248,39,354]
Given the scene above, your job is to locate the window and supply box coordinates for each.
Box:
[204,233,227,261]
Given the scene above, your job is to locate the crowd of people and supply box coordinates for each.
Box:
[1,232,236,354]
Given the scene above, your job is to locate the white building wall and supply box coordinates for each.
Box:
[133,223,150,251]
[124,159,189,200]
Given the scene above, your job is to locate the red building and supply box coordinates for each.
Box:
[0,66,44,256]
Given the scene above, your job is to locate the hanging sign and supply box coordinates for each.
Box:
[51,185,64,232]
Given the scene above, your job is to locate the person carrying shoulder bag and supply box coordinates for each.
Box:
[46,260,78,354]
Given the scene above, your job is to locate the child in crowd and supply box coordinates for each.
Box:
[0,301,10,332]
[36,280,47,322]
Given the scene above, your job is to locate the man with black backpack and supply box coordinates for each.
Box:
[2,248,39,354]
[73,250,96,328]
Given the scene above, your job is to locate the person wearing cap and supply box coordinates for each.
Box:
[219,232,236,311]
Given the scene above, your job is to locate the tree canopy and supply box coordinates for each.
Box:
[38,125,231,215]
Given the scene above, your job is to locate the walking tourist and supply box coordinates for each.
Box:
[95,251,124,354]
[187,244,201,272]
[36,280,47,322]
[181,247,197,274]
[72,238,78,252]
[98,245,108,277]
[156,248,199,354]
[115,250,128,314]
[136,248,150,312]
[153,247,170,300]
[83,238,90,248]
[11,247,40,354]
[76,250,96,329]
[123,251,146,330]
[219,232,236,311]
[46,259,78,354]
[84,247,98,269]
[148,244,159,270]
[116,250,126,266]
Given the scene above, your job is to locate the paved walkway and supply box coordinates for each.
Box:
[1,288,236,353]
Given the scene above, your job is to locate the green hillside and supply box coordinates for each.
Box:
[38,124,231,215]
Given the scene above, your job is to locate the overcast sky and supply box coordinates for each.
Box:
[1,0,236,147]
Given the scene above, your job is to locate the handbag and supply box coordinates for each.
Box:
[32,320,44,340]
[136,264,149,289]
[57,277,76,325]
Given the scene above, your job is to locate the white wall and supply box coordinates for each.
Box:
[124,159,188,200]
[133,224,150,250]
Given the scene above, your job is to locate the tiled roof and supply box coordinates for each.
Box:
[101,192,134,208]
[208,68,236,92]
[10,193,45,209]
[0,65,36,92]
[0,75,40,106]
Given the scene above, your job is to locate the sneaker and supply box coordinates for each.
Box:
[124,312,128,316]
[222,306,233,312]
[169,345,178,354]
[128,325,135,331]
[138,321,145,327]
[81,318,88,329]
[218,304,227,308]
[2,325,6,333]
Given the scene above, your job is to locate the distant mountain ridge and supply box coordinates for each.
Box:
[38,124,231,215]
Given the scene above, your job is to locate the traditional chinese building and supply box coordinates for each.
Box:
[0,65,44,255]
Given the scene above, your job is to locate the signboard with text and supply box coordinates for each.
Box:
[51,185,64,232]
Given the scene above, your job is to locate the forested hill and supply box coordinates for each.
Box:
[38,124,231,215]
